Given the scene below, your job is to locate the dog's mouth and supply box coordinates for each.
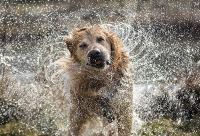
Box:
[87,50,111,69]
[87,57,111,69]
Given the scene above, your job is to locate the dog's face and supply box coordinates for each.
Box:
[65,26,113,70]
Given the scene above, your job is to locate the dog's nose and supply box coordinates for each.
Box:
[87,50,106,68]
[88,50,102,59]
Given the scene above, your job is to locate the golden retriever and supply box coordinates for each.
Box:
[61,25,133,136]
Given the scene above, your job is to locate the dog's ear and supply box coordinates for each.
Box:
[105,31,129,71]
[64,36,74,56]
[105,32,123,64]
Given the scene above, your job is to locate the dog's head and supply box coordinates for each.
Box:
[65,26,124,70]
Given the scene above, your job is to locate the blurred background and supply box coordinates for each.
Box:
[0,0,200,135]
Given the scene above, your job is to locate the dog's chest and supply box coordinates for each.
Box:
[72,77,112,95]
[86,79,107,91]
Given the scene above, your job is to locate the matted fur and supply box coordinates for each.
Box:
[59,26,133,136]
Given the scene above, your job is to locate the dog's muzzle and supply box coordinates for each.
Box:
[87,50,110,69]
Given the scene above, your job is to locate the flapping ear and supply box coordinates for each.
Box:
[105,32,123,66]
[64,36,74,56]
[64,27,88,56]
[105,31,129,72]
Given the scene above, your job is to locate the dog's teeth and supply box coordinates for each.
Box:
[106,61,111,65]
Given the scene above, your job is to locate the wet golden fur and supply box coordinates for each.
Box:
[60,26,133,136]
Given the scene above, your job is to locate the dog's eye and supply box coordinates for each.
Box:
[79,43,88,48]
[96,37,104,43]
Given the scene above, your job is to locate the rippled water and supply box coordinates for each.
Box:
[1,1,200,135]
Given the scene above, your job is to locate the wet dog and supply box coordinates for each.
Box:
[61,26,133,136]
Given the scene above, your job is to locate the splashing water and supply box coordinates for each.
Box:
[1,1,200,135]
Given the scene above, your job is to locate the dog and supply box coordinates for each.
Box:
[61,25,133,136]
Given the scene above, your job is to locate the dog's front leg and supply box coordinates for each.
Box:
[68,108,85,136]
[68,96,89,136]
[117,104,133,136]
[113,92,133,136]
